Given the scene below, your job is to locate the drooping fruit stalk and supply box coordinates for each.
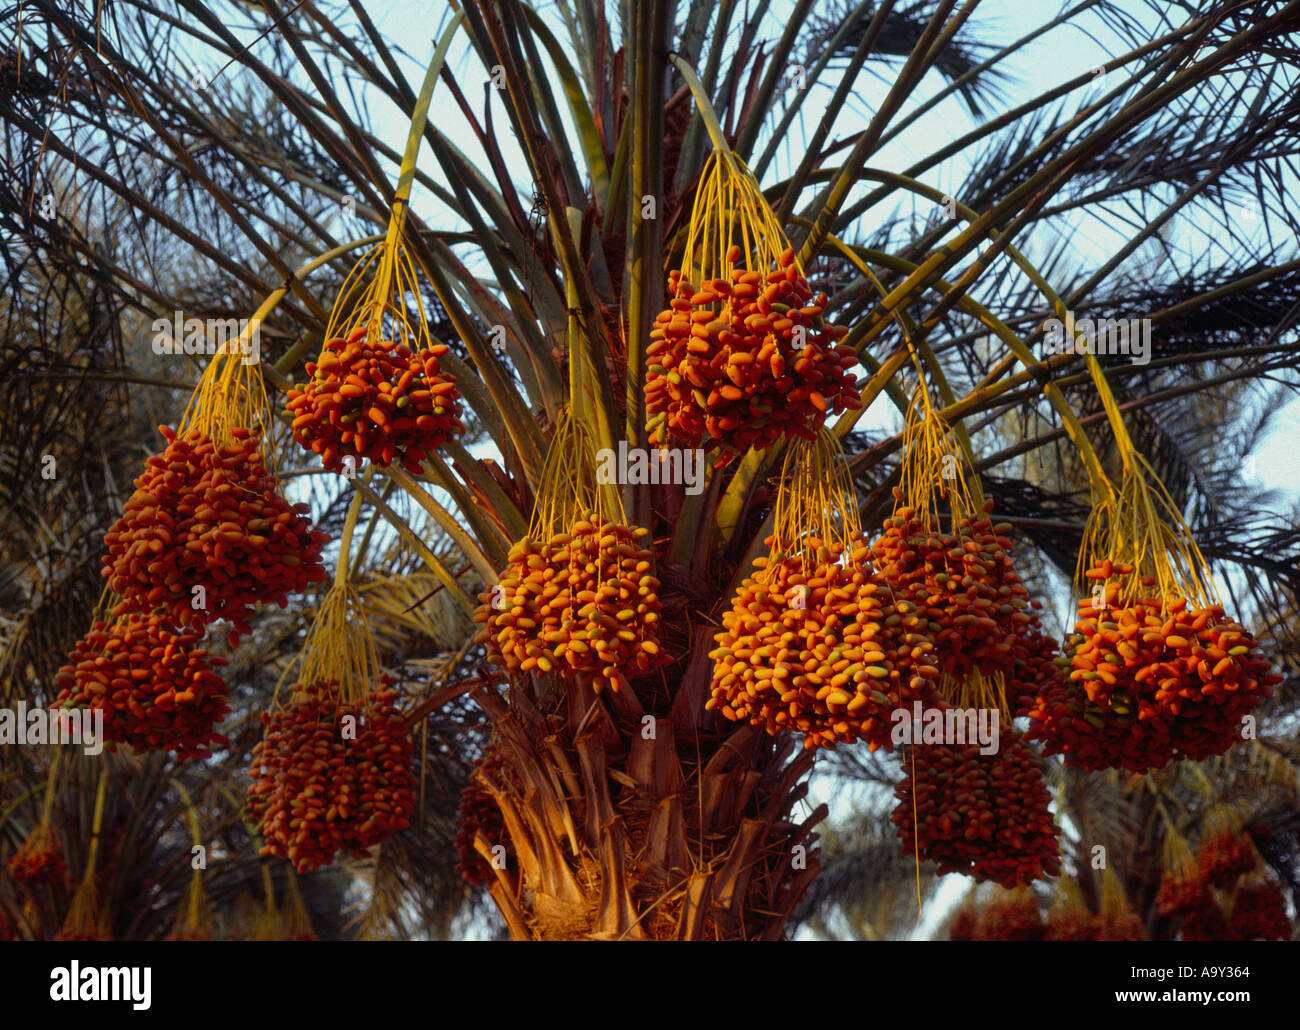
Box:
[647,251,859,458]
[474,408,667,693]
[102,425,328,646]
[454,744,512,887]
[891,730,1062,889]
[166,781,213,940]
[55,612,229,759]
[948,891,1045,940]
[248,680,415,874]
[646,146,860,463]
[1044,867,1145,940]
[710,534,940,750]
[1197,827,1259,889]
[8,751,67,887]
[1030,328,1283,771]
[711,429,940,751]
[1030,558,1280,771]
[7,826,67,887]
[1230,880,1291,940]
[288,324,464,473]
[247,571,416,874]
[873,381,1054,720]
[56,770,111,941]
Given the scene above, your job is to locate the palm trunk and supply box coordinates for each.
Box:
[471,625,825,940]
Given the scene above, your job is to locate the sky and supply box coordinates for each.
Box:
[177,0,1298,510]
[340,0,1300,503]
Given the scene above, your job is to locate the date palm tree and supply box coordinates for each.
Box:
[2,0,1297,939]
